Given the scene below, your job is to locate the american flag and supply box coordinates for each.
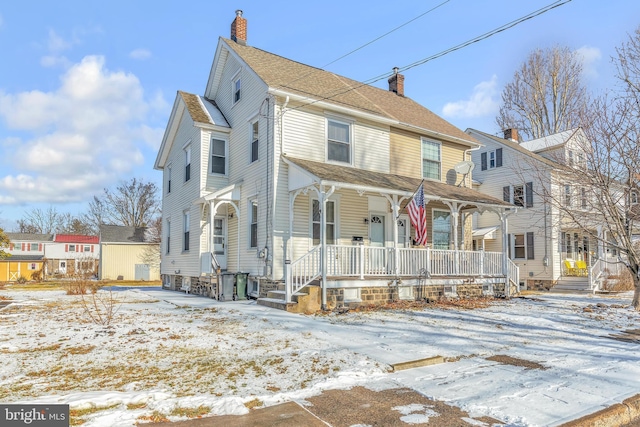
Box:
[407,182,428,246]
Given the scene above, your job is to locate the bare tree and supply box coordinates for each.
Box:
[58,213,94,235]
[139,215,162,269]
[81,196,109,234]
[497,46,589,140]
[91,178,160,228]
[17,206,64,234]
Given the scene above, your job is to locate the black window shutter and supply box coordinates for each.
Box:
[496,148,503,167]
[503,186,510,202]
[481,152,487,171]
[527,232,535,259]
[507,233,512,259]
[526,182,533,207]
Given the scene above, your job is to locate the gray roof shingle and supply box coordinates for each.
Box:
[99,225,148,243]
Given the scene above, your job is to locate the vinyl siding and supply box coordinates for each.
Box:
[0,260,43,281]
[100,244,160,281]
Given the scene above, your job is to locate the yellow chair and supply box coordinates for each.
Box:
[563,260,577,276]
[575,260,588,276]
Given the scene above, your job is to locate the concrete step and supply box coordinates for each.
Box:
[256,297,297,311]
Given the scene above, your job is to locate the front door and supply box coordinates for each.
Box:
[369,214,387,273]
[213,216,227,270]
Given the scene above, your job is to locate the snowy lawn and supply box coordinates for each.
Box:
[0,285,638,426]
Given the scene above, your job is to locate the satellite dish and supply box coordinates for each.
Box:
[454,161,475,175]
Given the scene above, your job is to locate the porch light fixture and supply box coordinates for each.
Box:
[363,218,369,224]
[174,270,180,274]
[228,212,234,219]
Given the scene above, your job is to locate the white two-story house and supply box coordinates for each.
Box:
[155,10,516,311]
[468,127,617,290]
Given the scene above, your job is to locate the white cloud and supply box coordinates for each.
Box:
[442,75,499,119]
[0,55,164,205]
[576,45,602,80]
[129,48,152,60]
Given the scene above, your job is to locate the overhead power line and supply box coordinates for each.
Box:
[286,0,573,113]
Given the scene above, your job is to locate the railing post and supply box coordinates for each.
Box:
[480,249,485,276]
[285,259,292,303]
[360,244,365,279]
[426,246,431,275]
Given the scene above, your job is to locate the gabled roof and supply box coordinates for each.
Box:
[154,91,229,170]
[5,233,53,242]
[99,225,149,243]
[284,156,511,209]
[0,254,44,261]
[520,128,580,153]
[220,38,478,146]
[54,234,99,244]
[466,128,559,169]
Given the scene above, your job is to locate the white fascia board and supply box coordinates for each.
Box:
[154,95,185,170]
[194,122,232,133]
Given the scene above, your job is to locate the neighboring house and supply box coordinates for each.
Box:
[48,234,100,277]
[1,233,49,281]
[98,225,160,281]
[4,233,100,279]
[154,11,515,310]
[467,127,616,290]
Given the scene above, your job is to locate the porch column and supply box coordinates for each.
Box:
[392,195,400,275]
[500,211,510,298]
[320,185,335,310]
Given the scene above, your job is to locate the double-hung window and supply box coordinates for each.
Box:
[30,243,38,251]
[184,146,191,182]
[422,138,441,180]
[480,148,502,171]
[312,200,335,245]
[327,119,350,163]
[211,138,226,175]
[564,185,572,206]
[183,211,190,252]
[233,76,241,104]
[432,209,450,249]
[251,121,259,163]
[511,232,535,259]
[166,219,171,254]
[167,165,172,194]
[503,182,533,207]
[249,199,258,248]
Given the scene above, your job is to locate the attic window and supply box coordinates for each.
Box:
[233,76,241,104]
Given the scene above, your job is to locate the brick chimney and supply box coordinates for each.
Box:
[504,128,519,142]
[230,10,247,45]
[388,67,405,97]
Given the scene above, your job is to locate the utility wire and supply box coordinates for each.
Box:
[273,0,452,93]
[284,0,572,113]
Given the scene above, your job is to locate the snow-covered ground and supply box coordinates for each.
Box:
[0,286,638,426]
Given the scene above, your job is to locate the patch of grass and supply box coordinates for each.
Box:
[136,410,169,423]
[17,343,61,353]
[170,405,211,418]
[66,345,96,355]
[126,402,148,410]
[244,398,262,410]
[69,403,121,426]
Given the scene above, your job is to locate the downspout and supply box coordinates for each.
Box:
[278,96,290,272]
[462,145,481,188]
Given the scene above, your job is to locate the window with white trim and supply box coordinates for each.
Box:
[249,199,258,248]
[84,245,91,252]
[233,76,241,104]
[184,145,191,182]
[30,243,38,251]
[28,263,37,270]
[312,200,335,245]
[564,185,572,206]
[210,138,226,175]
[166,219,171,254]
[510,232,535,260]
[327,119,351,164]
[250,121,259,163]
[183,210,190,252]
[432,209,450,249]
[422,138,441,180]
[69,244,76,252]
[480,148,502,171]
[631,191,638,205]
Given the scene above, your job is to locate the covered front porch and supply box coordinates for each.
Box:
[282,156,518,309]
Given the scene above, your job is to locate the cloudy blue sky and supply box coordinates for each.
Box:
[1,0,639,230]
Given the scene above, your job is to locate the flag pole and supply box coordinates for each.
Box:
[397,179,425,219]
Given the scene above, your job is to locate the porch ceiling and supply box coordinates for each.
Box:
[283,156,512,210]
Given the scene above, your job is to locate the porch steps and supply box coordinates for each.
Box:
[256,285,321,313]
[553,276,591,292]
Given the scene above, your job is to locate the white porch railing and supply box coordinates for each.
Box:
[589,258,624,292]
[286,246,321,302]
[285,245,518,302]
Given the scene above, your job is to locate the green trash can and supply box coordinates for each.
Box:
[235,272,249,300]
